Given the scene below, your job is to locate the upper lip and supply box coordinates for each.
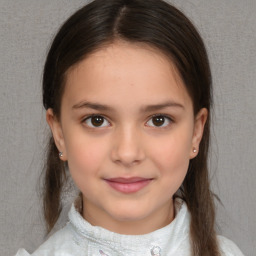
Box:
[104,177,153,183]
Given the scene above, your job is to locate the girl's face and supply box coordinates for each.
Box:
[47,41,207,235]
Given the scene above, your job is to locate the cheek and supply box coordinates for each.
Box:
[65,135,108,176]
[149,128,193,173]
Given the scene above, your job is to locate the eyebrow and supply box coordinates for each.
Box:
[72,100,184,112]
[72,101,114,111]
[141,101,184,112]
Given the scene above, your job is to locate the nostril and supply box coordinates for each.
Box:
[111,146,145,166]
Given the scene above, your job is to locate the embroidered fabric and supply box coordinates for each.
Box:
[15,198,244,256]
[68,197,189,255]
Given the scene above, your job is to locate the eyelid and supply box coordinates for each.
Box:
[82,114,111,128]
[145,114,174,128]
[81,113,174,129]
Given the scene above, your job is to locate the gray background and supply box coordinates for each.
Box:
[0,1,255,255]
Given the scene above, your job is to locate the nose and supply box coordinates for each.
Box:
[111,126,145,167]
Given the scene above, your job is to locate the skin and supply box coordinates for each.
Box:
[47,41,207,235]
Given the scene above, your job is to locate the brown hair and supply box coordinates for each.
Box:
[42,0,220,255]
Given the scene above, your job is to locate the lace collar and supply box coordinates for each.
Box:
[68,198,190,255]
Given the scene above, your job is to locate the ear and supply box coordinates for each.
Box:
[46,109,67,161]
[190,108,208,159]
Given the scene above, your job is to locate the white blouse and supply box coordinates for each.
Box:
[15,199,244,256]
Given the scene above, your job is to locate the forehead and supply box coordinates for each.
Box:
[68,41,180,81]
[63,41,192,110]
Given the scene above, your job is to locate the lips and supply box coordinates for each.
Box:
[104,177,153,194]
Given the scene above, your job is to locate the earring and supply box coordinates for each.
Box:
[59,152,63,158]
[193,148,197,153]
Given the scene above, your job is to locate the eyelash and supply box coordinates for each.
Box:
[82,114,173,129]
[146,114,173,128]
[83,114,111,128]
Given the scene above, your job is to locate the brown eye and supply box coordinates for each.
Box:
[85,115,110,128]
[146,115,171,127]
[152,116,165,126]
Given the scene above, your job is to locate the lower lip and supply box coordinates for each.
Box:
[105,179,152,194]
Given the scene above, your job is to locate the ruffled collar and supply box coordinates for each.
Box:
[68,198,190,255]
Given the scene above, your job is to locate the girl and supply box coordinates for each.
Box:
[16,0,244,255]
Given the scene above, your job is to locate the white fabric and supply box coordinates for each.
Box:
[15,199,244,256]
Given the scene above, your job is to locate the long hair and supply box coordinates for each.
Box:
[42,0,220,255]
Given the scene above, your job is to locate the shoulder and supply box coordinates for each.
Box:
[217,235,245,256]
[15,223,83,256]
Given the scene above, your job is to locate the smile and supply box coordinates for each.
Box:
[104,177,153,194]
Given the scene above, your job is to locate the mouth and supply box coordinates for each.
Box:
[104,177,153,194]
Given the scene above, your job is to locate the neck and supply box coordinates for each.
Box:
[82,197,175,235]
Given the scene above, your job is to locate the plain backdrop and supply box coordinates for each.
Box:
[0,1,255,256]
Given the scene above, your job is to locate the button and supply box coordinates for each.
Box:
[150,246,161,255]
